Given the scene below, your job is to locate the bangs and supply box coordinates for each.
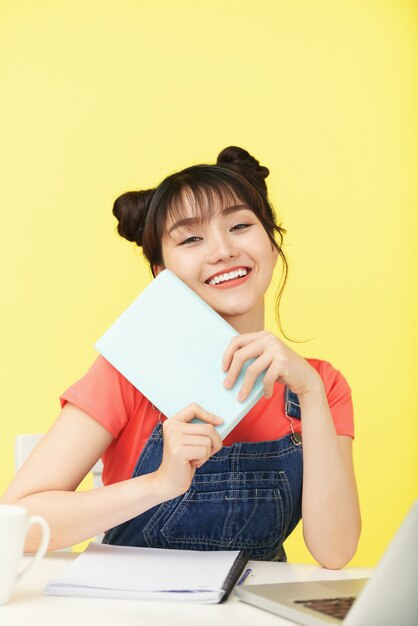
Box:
[163,182,246,232]
[151,165,266,239]
[143,164,281,268]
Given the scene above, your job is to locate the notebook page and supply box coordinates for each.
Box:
[45,543,241,592]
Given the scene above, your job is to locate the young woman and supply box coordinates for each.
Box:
[2,146,361,568]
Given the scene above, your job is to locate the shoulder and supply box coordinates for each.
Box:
[307,358,351,391]
[84,355,138,387]
[306,358,352,407]
[306,358,354,437]
[60,356,146,438]
[64,355,143,402]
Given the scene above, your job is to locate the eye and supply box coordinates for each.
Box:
[179,235,202,245]
[231,223,251,231]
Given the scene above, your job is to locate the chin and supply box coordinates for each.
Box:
[215,305,253,319]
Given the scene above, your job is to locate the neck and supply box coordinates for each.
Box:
[223,306,265,334]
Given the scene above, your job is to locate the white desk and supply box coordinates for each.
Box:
[2,552,372,626]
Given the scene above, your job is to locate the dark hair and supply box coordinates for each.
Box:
[113,146,288,333]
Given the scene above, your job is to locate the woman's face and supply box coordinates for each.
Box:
[155,194,278,332]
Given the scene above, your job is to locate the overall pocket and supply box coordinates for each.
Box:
[143,471,293,555]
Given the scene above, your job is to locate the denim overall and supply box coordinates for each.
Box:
[103,387,303,561]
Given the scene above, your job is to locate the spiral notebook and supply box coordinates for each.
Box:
[94,269,265,439]
[44,543,248,603]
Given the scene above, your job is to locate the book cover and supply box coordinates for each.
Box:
[94,269,265,439]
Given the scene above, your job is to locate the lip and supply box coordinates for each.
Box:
[205,266,251,284]
[204,266,252,289]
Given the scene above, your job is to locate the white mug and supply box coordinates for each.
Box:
[0,504,50,605]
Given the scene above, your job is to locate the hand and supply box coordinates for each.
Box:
[154,404,223,500]
[222,331,322,401]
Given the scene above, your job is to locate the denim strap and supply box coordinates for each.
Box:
[284,386,301,420]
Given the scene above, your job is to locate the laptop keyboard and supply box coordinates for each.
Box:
[294,596,356,620]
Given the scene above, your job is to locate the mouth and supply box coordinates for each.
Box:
[205,267,251,287]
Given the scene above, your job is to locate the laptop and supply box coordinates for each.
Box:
[235,499,418,625]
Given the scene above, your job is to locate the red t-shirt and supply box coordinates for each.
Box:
[60,356,354,486]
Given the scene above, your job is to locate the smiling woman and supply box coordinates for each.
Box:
[2,147,361,568]
[113,147,288,334]
[160,201,278,332]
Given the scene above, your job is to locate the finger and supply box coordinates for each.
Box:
[192,459,210,469]
[208,430,223,455]
[170,403,223,426]
[182,445,212,463]
[189,440,221,468]
[237,353,273,401]
[261,360,283,399]
[165,438,211,463]
[165,422,223,456]
[176,434,213,450]
[222,333,262,372]
[223,340,266,390]
[179,426,223,456]
[177,423,223,436]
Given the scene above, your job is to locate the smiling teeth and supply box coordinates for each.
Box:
[208,268,248,285]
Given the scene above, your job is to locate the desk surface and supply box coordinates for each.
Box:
[2,552,372,626]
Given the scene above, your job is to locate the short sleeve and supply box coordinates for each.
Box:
[60,356,139,439]
[308,359,354,438]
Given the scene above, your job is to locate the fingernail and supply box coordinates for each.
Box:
[224,379,231,389]
[237,390,245,401]
[214,415,223,423]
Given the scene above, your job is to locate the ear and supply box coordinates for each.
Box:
[153,264,165,276]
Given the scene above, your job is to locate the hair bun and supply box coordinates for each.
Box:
[216,146,269,190]
[112,189,155,246]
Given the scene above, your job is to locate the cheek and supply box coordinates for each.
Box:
[258,244,278,284]
[256,238,277,265]
[159,243,178,270]
[160,247,197,281]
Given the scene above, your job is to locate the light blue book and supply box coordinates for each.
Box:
[94,269,265,439]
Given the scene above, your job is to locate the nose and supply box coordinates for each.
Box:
[206,230,238,264]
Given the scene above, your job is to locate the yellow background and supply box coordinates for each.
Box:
[1,0,417,566]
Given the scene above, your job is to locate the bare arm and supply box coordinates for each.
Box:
[1,403,222,551]
[223,331,361,569]
[299,386,361,569]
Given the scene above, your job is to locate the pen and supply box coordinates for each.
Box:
[237,568,252,586]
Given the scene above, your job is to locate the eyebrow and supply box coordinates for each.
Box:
[167,204,251,235]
